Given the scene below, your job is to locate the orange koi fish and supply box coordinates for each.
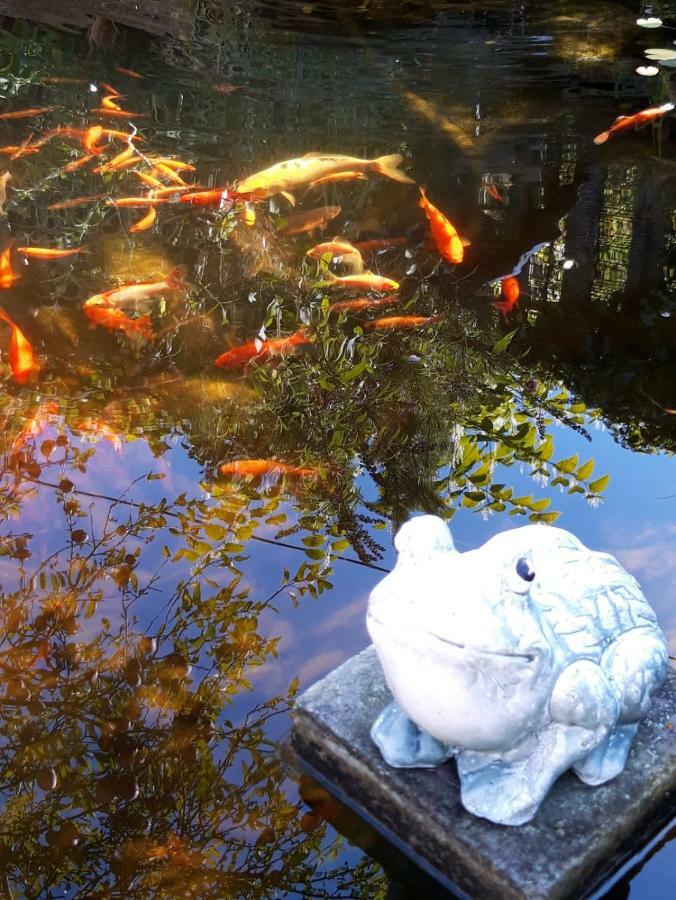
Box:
[282,205,342,236]
[93,146,139,174]
[128,207,157,234]
[48,194,106,211]
[213,83,241,94]
[325,271,399,292]
[82,125,105,155]
[17,246,83,260]
[0,307,38,383]
[88,267,186,309]
[493,276,520,317]
[150,164,186,186]
[0,107,57,120]
[179,188,238,205]
[152,185,196,198]
[0,144,40,157]
[90,107,147,119]
[352,237,407,255]
[215,330,310,369]
[44,77,88,85]
[148,158,196,173]
[101,94,124,111]
[63,153,95,173]
[83,297,153,340]
[485,183,505,203]
[220,459,316,479]
[0,240,19,289]
[594,102,674,145]
[76,417,122,450]
[308,171,368,188]
[99,82,122,97]
[419,187,469,265]
[115,66,144,79]
[306,239,359,259]
[106,197,169,208]
[365,315,439,330]
[101,129,144,142]
[9,133,36,161]
[329,295,399,314]
[133,170,164,190]
[11,400,59,453]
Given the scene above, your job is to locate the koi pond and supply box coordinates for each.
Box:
[0,0,673,895]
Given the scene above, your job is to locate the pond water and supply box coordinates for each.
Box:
[0,0,673,895]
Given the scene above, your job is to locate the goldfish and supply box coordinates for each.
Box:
[0,240,19,289]
[128,208,157,234]
[152,185,197,198]
[115,66,144,79]
[283,205,342,236]
[63,153,95,173]
[219,459,316,479]
[236,152,414,202]
[0,144,39,157]
[133,170,164,190]
[151,163,186,186]
[17,247,84,260]
[365,315,439,330]
[101,129,144,142]
[101,94,124,111]
[0,107,57,120]
[106,197,169,208]
[94,145,137,172]
[494,276,520,317]
[307,239,360,259]
[179,188,238,206]
[44,77,88,84]
[419,187,469,265]
[83,297,153,340]
[147,158,196,173]
[76,417,122,450]
[9,133,36,161]
[48,194,106,210]
[594,102,674,144]
[329,295,399,314]
[308,171,368,188]
[0,307,38,383]
[99,82,122,97]
[485,183,505,203]
[213,83,241,94]
[90,108,146,118]
[11,400,59,453]
[352,237,407,255]
[324,271,399,292]
[82,125,105,155]
[0,172,10,217]
[215,330,310,369]
[88,267,186,309]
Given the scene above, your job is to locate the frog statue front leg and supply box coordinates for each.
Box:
[371,701,456,769]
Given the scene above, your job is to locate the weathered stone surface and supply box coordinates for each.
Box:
[291,647,676,900]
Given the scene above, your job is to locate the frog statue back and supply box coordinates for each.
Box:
[367,516,668,825]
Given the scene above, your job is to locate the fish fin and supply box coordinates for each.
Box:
[461,237,471,247]
[280,191,296,206]
[166,265,188,290]
[593,131,610,145]
[373,153,416,185]
[302,152,326,158]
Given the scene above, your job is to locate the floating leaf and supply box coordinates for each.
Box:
[575,459,595,481]
[588,474,610,493]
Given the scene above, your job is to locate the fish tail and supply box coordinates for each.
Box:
[166,265,187,290]
[593,131,610,145]
[372,153,416,185]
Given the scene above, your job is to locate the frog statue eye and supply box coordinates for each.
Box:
[516,556,535,582]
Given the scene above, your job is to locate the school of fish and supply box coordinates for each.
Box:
[0,72,671,479]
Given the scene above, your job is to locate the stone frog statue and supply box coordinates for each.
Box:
[367,516,668,826]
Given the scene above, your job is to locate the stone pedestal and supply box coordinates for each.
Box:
[290,647,676,900]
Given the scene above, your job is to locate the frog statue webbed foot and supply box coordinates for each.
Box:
[371,700,455,769]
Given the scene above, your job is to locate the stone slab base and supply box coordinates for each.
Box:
[290,647,676,900]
